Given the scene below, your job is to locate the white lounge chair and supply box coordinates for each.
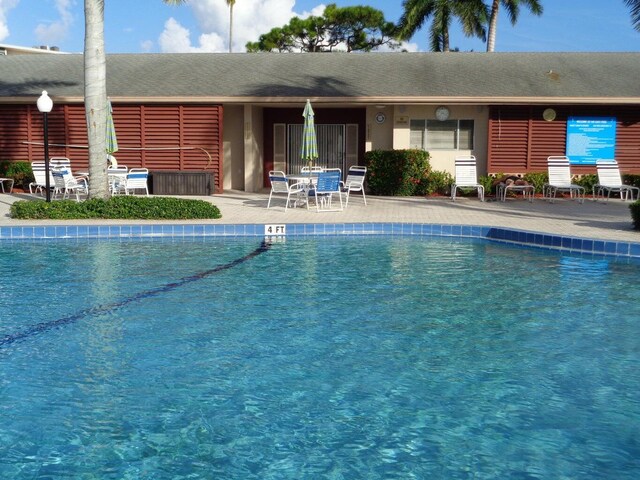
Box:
[267,170,305,210]
[543,156,585,203]
[451,155,484,201]
[593,159,639,202]
[341,165,367,207]
[29,158,71,195]
[51,165,88,201]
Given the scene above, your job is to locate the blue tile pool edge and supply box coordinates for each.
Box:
[1,223,638,259]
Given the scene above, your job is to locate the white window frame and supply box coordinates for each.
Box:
[410,119,474,150]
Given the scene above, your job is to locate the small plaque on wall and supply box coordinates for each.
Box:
[395,115,409,126]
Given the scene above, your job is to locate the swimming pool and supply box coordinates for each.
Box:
[1,236,639,479]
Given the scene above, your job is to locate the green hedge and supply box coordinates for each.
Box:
[364,149,431,196]
[630,200,640,230]
[10,195,222,220]
[0,160,34,189]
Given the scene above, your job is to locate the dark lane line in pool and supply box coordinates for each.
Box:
[1,240,271,349]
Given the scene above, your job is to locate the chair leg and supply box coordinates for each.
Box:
[361,189,366,206]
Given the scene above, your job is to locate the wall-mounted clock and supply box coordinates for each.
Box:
[542,108,557,121]
[375,112,386,124]
[435,105,450,121]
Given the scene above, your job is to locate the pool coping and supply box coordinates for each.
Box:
[1,222,639,259]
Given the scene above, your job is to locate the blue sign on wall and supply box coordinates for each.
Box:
[566,117,616,165]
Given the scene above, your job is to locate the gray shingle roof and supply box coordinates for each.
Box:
[1,52,639,103]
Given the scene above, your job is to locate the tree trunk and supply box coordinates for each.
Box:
[487,0,500,52]
[84,0,109,199]
[228,3,234,53]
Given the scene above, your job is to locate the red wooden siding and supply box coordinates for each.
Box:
[489,105,640,174]
[0,103,223,193]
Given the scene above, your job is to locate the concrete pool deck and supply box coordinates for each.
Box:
[0,190,637,244]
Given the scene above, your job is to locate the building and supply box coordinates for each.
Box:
[0,43,67,55]
[1,52,639,194]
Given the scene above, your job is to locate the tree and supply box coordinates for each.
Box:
[84,0,186,200]
[625,0,640,31]
[397,0,487,52]
[246,4,400,52]
[486,0,543,52]
[227,0,236,53]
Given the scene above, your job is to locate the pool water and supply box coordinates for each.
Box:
[1,236,639,479]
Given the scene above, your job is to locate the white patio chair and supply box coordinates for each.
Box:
[451,155,484,201]
[301,166,324,174]
[51,165,88,201]
[267,170,305,210]
[299,165,324,188]
[593,159,639,202]
[543,156,585,203]
[123,168,149,195]
[307,170,343,212]
[108,166,129,194]
[340,165,367,207]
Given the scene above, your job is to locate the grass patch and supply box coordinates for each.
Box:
[10,196,222,220]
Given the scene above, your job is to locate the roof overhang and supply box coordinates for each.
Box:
[2,96,639,106]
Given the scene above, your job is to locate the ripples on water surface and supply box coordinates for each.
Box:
[1,236,639,479]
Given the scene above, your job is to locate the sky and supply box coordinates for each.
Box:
[0,0,639,54]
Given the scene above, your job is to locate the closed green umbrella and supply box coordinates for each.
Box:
[106,98,118,155]
[301,99,318,169]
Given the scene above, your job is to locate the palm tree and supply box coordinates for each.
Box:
[625,0,640,31]
[397,0,487,52]
[486,0,543,52]
[84,0,186,199]
[227,0,236,53]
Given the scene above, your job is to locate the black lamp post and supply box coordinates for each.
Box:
[37,91,53,202]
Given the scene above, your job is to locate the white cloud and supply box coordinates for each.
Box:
[0,0,19,42]
[159,17,195,53]
[395,41,420,53]
[159,0,327,53]
[34,0,74,46]
[158,17,227,53]
[140,39,154,53]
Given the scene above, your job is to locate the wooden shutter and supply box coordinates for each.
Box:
[273,123,286,172]
[345,123,358,170]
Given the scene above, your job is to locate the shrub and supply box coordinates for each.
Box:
[424,170,453,196]
[623,174,640,189]
[574,174,598,195]
[10,195,222,220]
[0,161,34,189]
[364,149,431,196]
[522,172,548,194]
[479,174,498,196]
[630,200,640,230]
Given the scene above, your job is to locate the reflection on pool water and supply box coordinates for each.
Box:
[1,236,639,479]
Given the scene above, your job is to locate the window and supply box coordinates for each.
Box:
[410,119,474,150]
